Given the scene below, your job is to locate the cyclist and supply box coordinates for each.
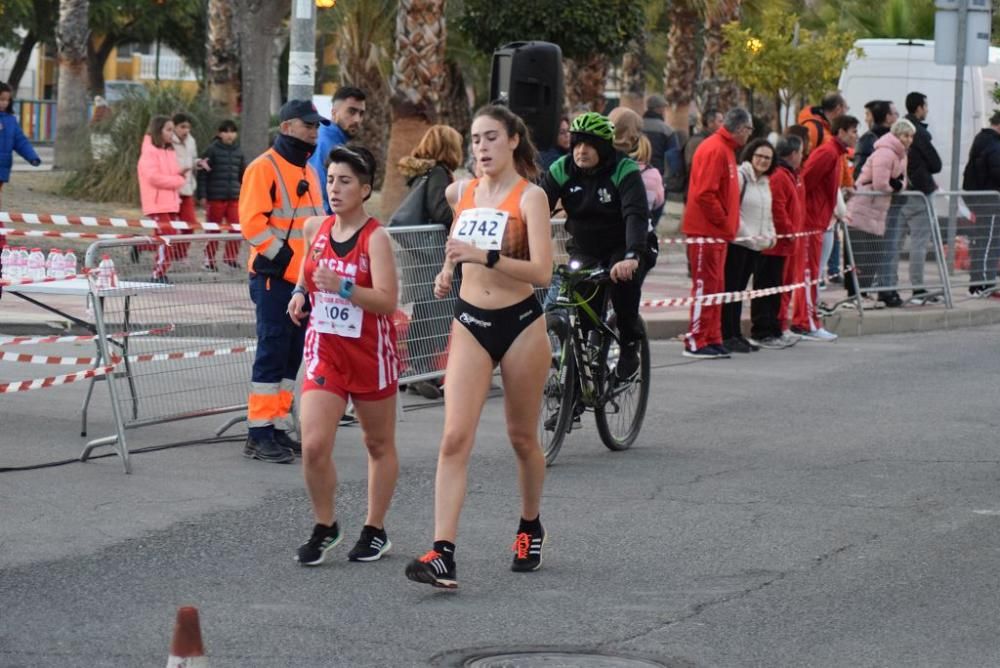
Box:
[539,111,654,383]
[404,105,554,589]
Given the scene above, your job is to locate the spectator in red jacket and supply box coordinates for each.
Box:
[753,134,805,349]
[792,114,859,341]
[681,107,753,359]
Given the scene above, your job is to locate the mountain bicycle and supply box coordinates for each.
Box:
[539,261,650,465]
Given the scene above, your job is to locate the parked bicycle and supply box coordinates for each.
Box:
[540,261,650,465]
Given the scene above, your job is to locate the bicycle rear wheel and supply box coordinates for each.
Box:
[595,316,650,451]
[540,312,576,465]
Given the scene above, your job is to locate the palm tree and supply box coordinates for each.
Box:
[207,0,240,111]
[381,0,447,219]
[54,0,90,170]
[663,0,700,134]
[621,33,647,113]
[697,0,743,115]
[564,54,611,112]
[335,0,396,189]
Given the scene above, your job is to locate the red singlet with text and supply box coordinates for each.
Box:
[303,215,399,394]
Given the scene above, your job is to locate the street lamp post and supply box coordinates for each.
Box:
[288,0,326,101]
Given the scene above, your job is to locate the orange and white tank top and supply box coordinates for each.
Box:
[452,178,531,261]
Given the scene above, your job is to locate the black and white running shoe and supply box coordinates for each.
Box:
[511,527,546,572]
[405,549,457,589]
[348,525,392,562]
[296,523,342,566]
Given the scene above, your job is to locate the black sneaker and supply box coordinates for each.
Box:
[739,335,760,352]
[409,381,443,400]
[296,523,342,566]
[348,525,392,562]
[723,337,752,354]
[273,429,301,456]
[511,526,546,573]
[339,413,359,427]
[615,341,640,381]
[543,401,584,432]
[243,434,295,464]
[405,549,457,589]
[878,291,903,308]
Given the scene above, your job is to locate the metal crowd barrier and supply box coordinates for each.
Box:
[839,190,952,309]
[82,234,255,471]
[931,190,1000,298]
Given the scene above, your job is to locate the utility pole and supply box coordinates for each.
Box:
[288,0,317,102]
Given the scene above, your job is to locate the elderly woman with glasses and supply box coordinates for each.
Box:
[721,138,778,353]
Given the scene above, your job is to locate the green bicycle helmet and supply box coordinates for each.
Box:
[570,112,615,142]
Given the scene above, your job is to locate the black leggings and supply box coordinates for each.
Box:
[722,243,760,340]
[454,294,544,363]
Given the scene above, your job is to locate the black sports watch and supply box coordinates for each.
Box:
[485,250,501,268]
[624,251,639,261]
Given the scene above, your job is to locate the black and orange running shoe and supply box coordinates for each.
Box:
[405,549,457,589]
[511,527,545,572]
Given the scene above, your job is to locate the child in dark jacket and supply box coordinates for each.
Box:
[197,119,246,269]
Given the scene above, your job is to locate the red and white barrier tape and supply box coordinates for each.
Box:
[0,325,175,347]
[0,211,240,233]
[641,267,851,309]
[0,228,138,240]
[658,229,825,246]
[0,344,254,366]
[0,361,119,394]
[0,273,83,287]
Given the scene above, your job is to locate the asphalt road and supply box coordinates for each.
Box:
[2,327,1000,667]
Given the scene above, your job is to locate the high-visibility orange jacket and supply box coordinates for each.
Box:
[797,106,855,189]
[238,147,323,284]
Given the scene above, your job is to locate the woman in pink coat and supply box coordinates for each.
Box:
[137,115,188,281]
[845,118,915,298]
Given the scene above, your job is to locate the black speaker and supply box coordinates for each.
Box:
[489,41,564,150]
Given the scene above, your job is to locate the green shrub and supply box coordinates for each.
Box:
[63,86,230,205]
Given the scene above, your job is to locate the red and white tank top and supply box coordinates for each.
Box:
[303,215,398,391]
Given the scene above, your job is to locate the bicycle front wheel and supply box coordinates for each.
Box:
[540,312,576,466]
[595,316,650,451]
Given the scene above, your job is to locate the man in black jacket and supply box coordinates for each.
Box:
[197,119,246,269]
[540,112,653,382]
[893,92,943,303]
[962,110,1000,294]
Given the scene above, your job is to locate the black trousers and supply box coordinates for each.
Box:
[844,227,883,297]
[571,250,649,346]
[750,253,785,340]
[721,243,760,340]
[966,197,1000,288]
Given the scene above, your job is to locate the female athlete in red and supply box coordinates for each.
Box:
[287,145,400,566]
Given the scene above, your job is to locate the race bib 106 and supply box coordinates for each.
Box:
[311,292,363,338]
[452,208,509,250]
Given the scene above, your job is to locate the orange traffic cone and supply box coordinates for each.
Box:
[166,606,208,667]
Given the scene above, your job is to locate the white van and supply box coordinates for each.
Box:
[838,38,1000,192]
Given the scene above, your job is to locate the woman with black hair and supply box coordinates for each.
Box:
[721,138,777,353]
[287,144,401,567]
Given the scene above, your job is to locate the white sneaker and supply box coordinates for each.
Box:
[801,327,838,342]
[780,330,802,346]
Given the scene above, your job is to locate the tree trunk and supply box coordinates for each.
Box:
[86,35,116,96]
[697,1,742,115]
[620,33,646,113]
[7,32,38,94]
[233,0,290,158]
[382,0,447,219]
[663,1,700,135]
[564,54,610,112]
[206,0,240,112]
[55,0,90,170]
[438,60,471,141]
[271,29,289,116]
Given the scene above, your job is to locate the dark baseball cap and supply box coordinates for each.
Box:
[279,99,330,125]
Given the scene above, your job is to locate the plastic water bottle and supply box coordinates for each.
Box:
[63,249,78,278]
[97,254,118,289]
[46,248,65,279]
[1,246,10,279]
[16,247,28,279]
[27,248,45,280]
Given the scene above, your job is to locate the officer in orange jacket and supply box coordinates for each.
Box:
[240,100,325,463]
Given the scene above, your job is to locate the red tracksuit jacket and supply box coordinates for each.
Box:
[800,138,848,231]
[766,161,805,257]
[682,126,741,239]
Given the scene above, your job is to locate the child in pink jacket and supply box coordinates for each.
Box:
[137,115,188,281]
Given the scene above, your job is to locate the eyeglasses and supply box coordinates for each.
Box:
[752,153,773,161]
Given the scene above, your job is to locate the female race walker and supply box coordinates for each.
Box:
[288,145,401,566]
[405,105,554,589]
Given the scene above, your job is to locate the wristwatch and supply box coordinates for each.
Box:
[338,277,355,299]
[485,250,501,268]
[624,251,638,261]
